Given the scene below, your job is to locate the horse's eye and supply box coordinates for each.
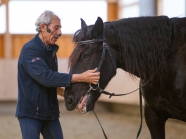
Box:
[82,54,89,59]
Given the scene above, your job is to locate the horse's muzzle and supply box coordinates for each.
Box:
[66,98,73,104]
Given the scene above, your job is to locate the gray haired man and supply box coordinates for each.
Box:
[16,10,100,139]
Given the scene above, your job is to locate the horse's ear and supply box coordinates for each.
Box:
[80,18,87,29]
[91,17,103,38]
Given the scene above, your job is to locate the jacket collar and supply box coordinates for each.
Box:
[34,33,59,55]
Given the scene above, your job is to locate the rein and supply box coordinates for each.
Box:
[76,38,145,139]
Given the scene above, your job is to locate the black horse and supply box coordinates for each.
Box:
[64,16,186,139]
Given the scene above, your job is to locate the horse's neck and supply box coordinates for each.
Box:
[109,45,141,78]
[118,62,140,78]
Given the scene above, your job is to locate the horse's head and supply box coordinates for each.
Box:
[64,17,117,113]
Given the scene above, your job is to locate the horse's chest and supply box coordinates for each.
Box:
[144,90,186,121]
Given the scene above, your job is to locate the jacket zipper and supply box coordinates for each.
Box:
[37,86,41,115]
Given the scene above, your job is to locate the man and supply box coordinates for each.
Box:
[15,10,100,139]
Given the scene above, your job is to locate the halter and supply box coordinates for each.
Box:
[76,38,143,139]
[77,38,116,95]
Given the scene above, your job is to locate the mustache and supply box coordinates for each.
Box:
[54,34,61,38]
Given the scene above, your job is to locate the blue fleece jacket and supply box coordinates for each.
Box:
[15,34,72,120]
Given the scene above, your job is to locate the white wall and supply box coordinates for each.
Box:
[0,59,140,105]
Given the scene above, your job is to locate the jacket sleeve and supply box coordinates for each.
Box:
[22,46,72,87]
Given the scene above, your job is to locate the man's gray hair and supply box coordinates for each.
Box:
[35,10,60,32]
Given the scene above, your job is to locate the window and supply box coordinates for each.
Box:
[9,0,107,34]
[0,4,6,33]
[162,0,185,17]
[119,0,139,18]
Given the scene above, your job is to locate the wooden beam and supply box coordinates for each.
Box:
[108,2,118,21]
[0,0,6,5]
[3,0,12,58]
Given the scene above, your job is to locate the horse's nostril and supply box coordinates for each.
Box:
[66,98,73,104]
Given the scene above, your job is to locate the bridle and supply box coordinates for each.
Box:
[77,38,116,95]
[76,38,144,139]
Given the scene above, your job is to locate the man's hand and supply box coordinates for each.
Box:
[57,87,65,97]
[80,68,100,84]
[71,68,100,84]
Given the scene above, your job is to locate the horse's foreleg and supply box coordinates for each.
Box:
[144,104,168,139]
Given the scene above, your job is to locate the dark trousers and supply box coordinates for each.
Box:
[18,117,64,139]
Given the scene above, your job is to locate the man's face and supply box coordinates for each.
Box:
[41,16,62,46]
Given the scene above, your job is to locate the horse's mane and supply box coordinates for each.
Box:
[69,16,174,82]
[104,16,173,81]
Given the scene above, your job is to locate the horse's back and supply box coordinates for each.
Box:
[171,17,186,26]
[170,17,186,40]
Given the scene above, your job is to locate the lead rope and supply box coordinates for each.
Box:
[92,90,143,139]
[93,110,108,139]
[136,86,143,139]
[91,72,159,139]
